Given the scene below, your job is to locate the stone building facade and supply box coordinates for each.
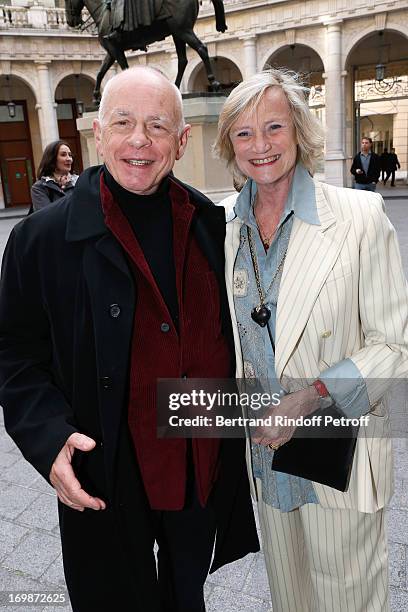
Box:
[1,0,408,206]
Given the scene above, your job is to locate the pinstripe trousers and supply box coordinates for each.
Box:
[256,480,389,612]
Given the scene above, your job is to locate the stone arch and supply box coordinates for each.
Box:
[184,53,243,93]
[344,24,408,71]
[0,71,42,207]
[183,57,203,93]
[260,40,326,76]
[187,56,242,93]
[345,26,408,172]
[53,67,96,97]
[0,68,38,103]
[53,73,97,173]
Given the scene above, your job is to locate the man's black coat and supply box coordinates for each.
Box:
[350,151,381,184]
[386,152,401,171]
[0,166,259,608]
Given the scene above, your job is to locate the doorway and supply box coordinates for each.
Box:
[0,101,35,207]
[57,99,84,173]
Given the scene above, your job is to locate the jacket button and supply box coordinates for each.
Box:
[161,322,170,333]
[100,376,112,390]
[109,304,121,318]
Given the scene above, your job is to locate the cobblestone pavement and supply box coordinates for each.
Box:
[0,194,407,611]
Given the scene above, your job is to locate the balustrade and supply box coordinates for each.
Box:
[0,6,29,29]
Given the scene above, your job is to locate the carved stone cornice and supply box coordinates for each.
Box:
[323,19,344,28]
[238,33,257,42]
[1,0,407,41]
[0,60,11,74]
[375,12,388,31]
[285,29,295,47]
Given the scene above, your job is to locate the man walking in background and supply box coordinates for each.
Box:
[384,148,401,187]
[350,136,381,191]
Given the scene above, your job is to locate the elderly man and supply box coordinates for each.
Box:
[0,67,258,612]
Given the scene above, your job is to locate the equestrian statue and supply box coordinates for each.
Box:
[65,0,227,103]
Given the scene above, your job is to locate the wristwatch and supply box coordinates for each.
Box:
[312,379,333,408]
[312,379,329,398]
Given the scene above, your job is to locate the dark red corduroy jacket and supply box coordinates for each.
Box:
[101,175,231,510]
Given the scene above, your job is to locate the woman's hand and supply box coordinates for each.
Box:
[59,174,71,189]
[251,385,320,449]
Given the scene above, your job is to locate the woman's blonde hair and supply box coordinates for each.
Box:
[214,68,325,186]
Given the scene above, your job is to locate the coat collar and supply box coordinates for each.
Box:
[65,166,107,242]
[235,163,321,227]
[65,166,229,331]
[41,178,64,192]
[65,166,224,243]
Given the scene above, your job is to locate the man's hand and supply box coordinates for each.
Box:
[356,169,363,174]
[252,386,320,448]
[49,433,106,512]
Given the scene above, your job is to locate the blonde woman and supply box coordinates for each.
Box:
[215,68,408,611]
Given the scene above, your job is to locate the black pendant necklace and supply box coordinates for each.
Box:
[247,226,288,328]
[251,304,271,327]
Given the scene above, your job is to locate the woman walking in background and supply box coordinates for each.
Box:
[30,140,78,212]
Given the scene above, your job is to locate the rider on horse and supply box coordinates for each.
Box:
[106,0,174,40]
[105,0,226,41]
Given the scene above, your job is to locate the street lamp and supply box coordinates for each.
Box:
[7,101,16,118]
[75,74,84,117]
[76,99,84,116]
[5,75,15,118]
[373,33,400,94]
[375,63,385,83]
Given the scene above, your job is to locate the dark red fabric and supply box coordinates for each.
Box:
[100,174,230,510]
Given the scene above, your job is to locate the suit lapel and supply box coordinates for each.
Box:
[275,182,351,378]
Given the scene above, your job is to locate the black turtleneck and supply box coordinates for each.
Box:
[103,166,179,330]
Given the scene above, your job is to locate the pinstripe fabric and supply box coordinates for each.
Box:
[256,478,389,612]
[221,180,408,513]
[220,179,407,611]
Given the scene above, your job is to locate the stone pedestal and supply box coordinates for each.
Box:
[175,94,234,202]
[76,111,102,169]
[76,95,234,203]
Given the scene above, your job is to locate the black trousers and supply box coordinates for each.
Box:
[155,481,216,612]
[384,169,396,186]
[60,433,215,612]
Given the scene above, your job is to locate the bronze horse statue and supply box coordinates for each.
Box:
[65,0,227,103]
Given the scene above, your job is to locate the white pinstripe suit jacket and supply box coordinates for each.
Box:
[221,180,408,513]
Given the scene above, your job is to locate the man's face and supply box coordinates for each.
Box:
[93,75,190,195]
[361,138,371,154]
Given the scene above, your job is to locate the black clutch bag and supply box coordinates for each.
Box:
[271,406,358,492]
